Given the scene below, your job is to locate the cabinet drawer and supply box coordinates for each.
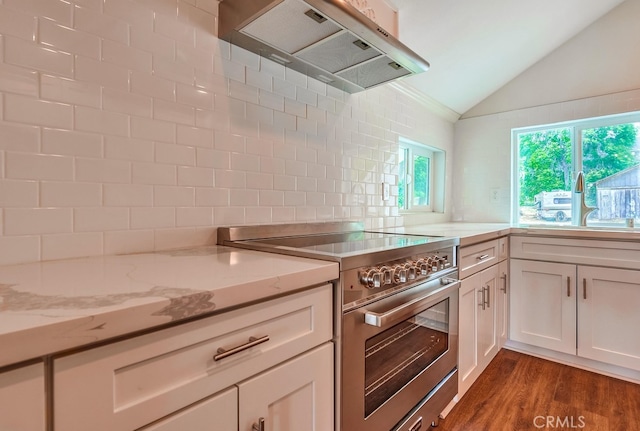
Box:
[511,235,640,269]
[54,283,333,431]
[460,239,500,279]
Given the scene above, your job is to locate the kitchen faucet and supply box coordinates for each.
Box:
[574,171,596,226]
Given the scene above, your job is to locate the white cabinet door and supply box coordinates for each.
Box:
[141,387,237,431]
[497,260,509,347]
[458,264,500,397]
[477,263,499,367]
[0,363,46,431]
[238,342,334,431]
[458,271,480,397]
[510,259,576,355]
[578,266,640,371]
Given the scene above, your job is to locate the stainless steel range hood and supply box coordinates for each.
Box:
[218,0,430,93]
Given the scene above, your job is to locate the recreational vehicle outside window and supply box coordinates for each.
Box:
[513,112,640,227]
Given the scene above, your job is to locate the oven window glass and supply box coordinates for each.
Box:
[364,298,449,417]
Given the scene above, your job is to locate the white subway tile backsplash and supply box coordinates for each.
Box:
[41,232,103,261]
[153,55,195,86]
[5,0,71,27]
[154,98,196,125]
[104,229,154,255]
[73,4,128,44]
[0,6,37,41]
[132,162,177,185]
[74,207,129,232]
[215,169,245,189]
[0,63,38,97]
[156,142,196,166]
[154,185,195,207]
[102,39,152,73]
[154,226,214,250]
[41,181,102,207]
[75,105,129,136]
[6,152,73,181]
[103,87,153,118]
[0,0,446,264]
[39,18,100,58]
[4,36,72,77]
[103,184,153,206]
[40,74,101,107]
[176,206,212,227]
[195,187,228,206]
[177,124,214,147]
[0,180,38,207]
[75,55,129,90]
[4,208,72,235]
[130,70,176,101]
[4,93,72,128]
[0,236,40,265]
[131,207,175,229]
[177,165,214,186]
[131,116,177,144]
[230,152,259,172]
[0,122,39,153]
[75,157,131,183]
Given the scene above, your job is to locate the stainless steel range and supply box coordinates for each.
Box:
[218,222,460,431]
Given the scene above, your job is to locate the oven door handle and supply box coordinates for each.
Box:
[364,278,460,327]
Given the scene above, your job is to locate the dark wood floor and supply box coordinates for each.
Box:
[437,349,640,431]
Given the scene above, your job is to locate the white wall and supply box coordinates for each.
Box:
[0,0,454,265]
[452,0,640,222]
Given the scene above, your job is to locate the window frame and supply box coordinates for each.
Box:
[511,111,640,225]
[399,138,437,212]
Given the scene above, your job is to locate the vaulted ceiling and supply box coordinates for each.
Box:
[388,0,626,117]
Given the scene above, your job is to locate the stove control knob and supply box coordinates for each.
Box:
[393,266,407,283]
[360,269,382,289]
[404,263,416,280]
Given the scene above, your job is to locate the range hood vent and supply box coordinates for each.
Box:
[219,0,430,93]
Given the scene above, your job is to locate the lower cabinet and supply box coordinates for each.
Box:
[238,343,333,431]
[0,362,46,431]
[458,263,500,397]
[141,343,333,431]
[510,259,640,371]
[54,284,334,431]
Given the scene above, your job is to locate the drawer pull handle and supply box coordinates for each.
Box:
[476,254,490,261]
[252,417,265,431]
[214,335,270,361]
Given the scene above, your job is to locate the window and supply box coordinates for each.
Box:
[513,112,640,226]
[398,138,445,212]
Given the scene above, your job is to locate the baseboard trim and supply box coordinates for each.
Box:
[504,340,640,384]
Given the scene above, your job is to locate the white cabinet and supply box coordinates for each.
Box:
[578,266,640,370]
[54,284,334,431]
[141,387,238,431]
[509,259,576,354]
[458,264,499,396]
[457,237,508,398]
[510,239,640,372]
[0,362,46,431]
[238,343,333,431]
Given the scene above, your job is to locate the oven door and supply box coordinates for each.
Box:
[341,275,459,431]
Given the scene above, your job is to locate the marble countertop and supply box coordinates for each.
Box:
[0,246,339,368]
[386,222,640,245]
